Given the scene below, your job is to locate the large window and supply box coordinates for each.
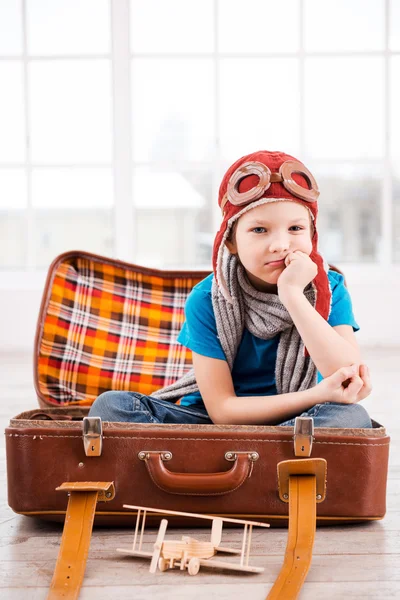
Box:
[0,0,399,272]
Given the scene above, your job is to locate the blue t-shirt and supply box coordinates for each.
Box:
[177,270,360,407]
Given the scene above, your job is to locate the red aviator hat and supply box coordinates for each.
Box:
[212,150,332,322]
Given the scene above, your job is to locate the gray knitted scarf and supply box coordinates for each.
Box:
[151,252,318,402]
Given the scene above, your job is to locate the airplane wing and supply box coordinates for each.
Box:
[198,558,264,573]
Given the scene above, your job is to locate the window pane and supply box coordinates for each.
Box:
[32,168,114,268]
[0,0,23,55]
[390,0,400,50]
[0,168,27,210]
[0,169,27,268]
[391,57,400,163]
[304,0,384,52]
[0,63,25,163]
[133,167,211,267]
[219,59,300,163]
[27,0,110,55]
[315,163,382,263]
[394,161,400,263]
[29,61,112,163]
[305,58,384,159]
[132,59,214,162]
[219,0,299,53]
[131,0,214,53]
[32,168,113,208]
[392,57,400,262]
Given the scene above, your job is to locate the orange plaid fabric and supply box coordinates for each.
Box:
[36,252,210,406]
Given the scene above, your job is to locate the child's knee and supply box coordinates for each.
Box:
[88,390,132,421]
[90,390,117,411]
[344,403,372,428]
[321,402,372,428]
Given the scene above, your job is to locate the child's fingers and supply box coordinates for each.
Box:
[287,251,303,261]
[284,252,296,266]
[333,365,358,386]
[342,374,364,402]
[356,364,373,400]
[359,364,370,384]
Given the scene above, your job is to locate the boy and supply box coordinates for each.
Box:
[89,150,372,427]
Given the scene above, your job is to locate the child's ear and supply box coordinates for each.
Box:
[225,239,238,255]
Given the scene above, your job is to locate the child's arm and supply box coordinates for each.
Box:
[278,251,361,378]
[192,353,370,425]
[192,352,323,425]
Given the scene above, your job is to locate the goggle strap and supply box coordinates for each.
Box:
[220,194,229,214]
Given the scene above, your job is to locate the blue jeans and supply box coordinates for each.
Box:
[88,391,372,428]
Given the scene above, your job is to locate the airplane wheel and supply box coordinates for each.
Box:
[188,557,200,576]
[158,557,168,572]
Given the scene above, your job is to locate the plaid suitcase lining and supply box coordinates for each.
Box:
[37,256,206,406]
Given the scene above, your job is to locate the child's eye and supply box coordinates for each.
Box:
[290,226,304,231]
[251,227,266,234]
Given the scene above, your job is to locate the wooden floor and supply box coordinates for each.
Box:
[1,349,399,599]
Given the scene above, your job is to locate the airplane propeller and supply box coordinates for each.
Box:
[149,518,168,573]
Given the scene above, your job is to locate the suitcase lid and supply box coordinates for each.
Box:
[34,250,210,407]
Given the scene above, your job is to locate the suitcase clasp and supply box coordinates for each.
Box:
[293,416,314,457]
[83,417,103,457]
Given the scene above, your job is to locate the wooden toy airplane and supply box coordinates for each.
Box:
[117,505,270,575]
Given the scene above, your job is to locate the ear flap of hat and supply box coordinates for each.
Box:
[310,249,331,321]
[212,219,235,303]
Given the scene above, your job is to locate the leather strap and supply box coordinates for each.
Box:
[47,482,114,600]
[266,474,317,599]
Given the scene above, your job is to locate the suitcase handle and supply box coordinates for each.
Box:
[139,451,257,496]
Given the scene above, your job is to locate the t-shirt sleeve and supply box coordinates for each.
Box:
[327,271,360,332]
[177,288,227,360]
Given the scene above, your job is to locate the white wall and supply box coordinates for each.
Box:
[0,265,399,352]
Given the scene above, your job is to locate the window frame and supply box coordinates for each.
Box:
[0,0,398,289]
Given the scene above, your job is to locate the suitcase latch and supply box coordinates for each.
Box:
[83,417,103,457]
[293,416,314,457]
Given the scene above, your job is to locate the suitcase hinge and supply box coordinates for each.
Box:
[293,416,314,457]
[82,417,103,457]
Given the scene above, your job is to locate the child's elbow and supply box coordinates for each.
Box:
[205,395,236,425]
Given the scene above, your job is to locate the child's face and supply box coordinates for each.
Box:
[225,200,313,293]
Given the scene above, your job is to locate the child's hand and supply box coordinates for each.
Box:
[313,364,372,405]
[277,250,318,297]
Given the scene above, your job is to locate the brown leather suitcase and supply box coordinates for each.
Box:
[6,406,389,526]
[4,250,391,598]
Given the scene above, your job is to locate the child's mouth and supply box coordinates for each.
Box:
[266,259,285,267]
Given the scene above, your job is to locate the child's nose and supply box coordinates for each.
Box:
[268,236,290,253]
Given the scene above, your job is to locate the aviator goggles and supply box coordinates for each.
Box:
[220,160,320,214]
